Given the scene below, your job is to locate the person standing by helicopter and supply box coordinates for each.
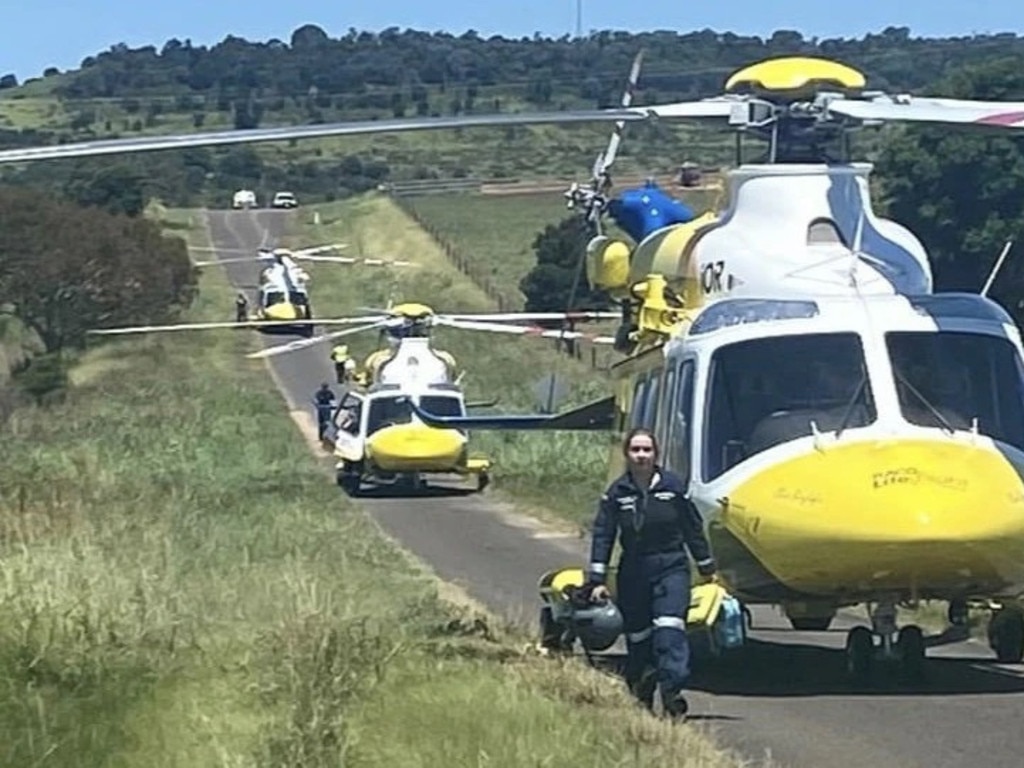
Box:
[235,292,249,323]
[587,427,717,720]
[330,344,356,385]
[313,383,336,441]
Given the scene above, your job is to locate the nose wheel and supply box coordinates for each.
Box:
[844,602,926,683]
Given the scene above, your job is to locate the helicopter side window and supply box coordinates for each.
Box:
[642,370,662,431]
[335,394,363,436]
[668,359,695,485]
[703,332,875,481]
[656,361,676,455]
[887,331,1024,450]
[628,375,650,429]
[366,396,414,435]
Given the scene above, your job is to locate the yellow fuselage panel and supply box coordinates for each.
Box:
[262,302,301,321]
[365,424,466,472]
[627,212,719,303]
[721,439,1024,598]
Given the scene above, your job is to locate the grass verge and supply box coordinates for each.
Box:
[286,194,616,530]
[0,206,746,767]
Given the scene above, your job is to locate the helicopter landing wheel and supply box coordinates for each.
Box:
[896,625,926,681]
[989,607,1024,663]
[476,471,490,493]
[845,625,874,681]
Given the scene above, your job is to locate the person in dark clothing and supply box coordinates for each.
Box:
[235,293,249,323]
[587,427,717,720]
[313,383,336,440]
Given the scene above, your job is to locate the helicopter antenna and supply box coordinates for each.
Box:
[848,204,866,291]
[981,240,1013,298]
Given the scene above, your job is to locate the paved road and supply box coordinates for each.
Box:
[206,208,1024,768]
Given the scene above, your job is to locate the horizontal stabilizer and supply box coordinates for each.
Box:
[408,395,616,431]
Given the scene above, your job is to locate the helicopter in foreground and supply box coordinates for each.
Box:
[6,52,1024,679]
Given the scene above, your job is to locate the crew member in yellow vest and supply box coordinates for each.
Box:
[330,344,356,384]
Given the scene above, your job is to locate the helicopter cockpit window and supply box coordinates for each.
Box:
[366,396,414,435]
[887,331,1024,450]
[288,291,308,306]
[418,396,464,418]
[703,332,876,481]
[264,291,285,307]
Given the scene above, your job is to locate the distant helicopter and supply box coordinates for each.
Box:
[250,301,618,494]
[88,244,415,340]
[8,52,1024,679]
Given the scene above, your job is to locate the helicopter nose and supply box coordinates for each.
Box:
[365,424,465,472]
[721,439,1024,596]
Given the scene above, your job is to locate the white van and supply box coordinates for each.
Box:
[232,189,257,209]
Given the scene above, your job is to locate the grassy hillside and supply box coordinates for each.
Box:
[0,206,748,766]
[283,194,618,528]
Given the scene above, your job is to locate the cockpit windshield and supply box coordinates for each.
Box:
[418,396,463,417]
[366,396,413,434]
[887,331,1024,449]
[703,332,876,480]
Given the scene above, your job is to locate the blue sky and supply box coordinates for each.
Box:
[4,1,1022,82]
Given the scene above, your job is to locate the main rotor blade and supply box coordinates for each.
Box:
[597,49,646,179]
[246,321,389,359]
[292,255,418,267]
[433,316,615,344]
[0,109,650,165]
[827,96,1024,128]
[192,256,267,266]
[87,319,314,335]
[440,311,619,322]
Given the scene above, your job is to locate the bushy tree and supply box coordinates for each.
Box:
[0,186,198,352]
[520,217,608,313]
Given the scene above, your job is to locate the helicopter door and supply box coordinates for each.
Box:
[333,392,364,455]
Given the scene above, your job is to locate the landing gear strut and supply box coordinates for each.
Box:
[844,601,925,683]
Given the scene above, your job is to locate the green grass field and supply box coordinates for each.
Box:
[0,205,746,766]
[283,195,620,529]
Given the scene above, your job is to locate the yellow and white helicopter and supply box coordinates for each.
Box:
[6,51,1024,678]
[88,243,415,339]
[248,300,618,495]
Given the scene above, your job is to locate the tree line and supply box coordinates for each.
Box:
[0,185,198,404]
[5,25,1024,206]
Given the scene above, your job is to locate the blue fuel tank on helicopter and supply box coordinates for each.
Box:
[607,180,695,243]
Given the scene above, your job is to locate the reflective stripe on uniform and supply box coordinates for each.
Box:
[653,615,686,630]
[696,558,715,568]
[589,562,607,574]
[627,628,652,643]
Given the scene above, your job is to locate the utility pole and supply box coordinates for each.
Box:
[575,0,582,38]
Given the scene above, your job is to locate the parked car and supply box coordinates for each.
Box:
[271,191,298,209]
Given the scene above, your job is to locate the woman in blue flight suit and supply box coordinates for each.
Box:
[587,427,717,719]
